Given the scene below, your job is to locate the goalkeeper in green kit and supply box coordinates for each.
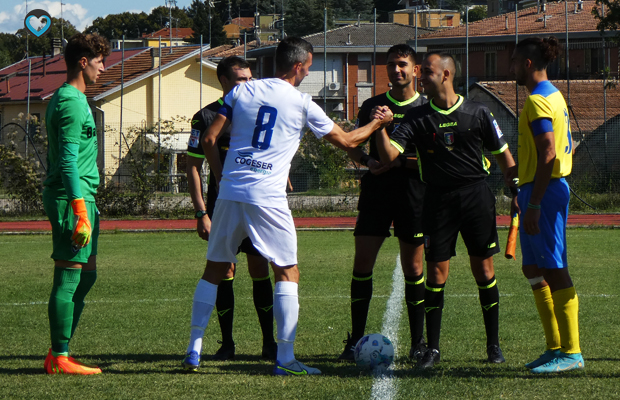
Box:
[42,33,110,375]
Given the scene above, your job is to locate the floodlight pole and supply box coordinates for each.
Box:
[373,8,376,97]
[515,4,518,113]
[465,8,469,98]
[324,0,331,112]
[158,36,162,176]
[200,35,203,109]
[61,3,65,43]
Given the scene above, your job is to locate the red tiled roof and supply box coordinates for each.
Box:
[0,44,254,103]
[229,17,255,29]
[0,49,144,103]
[475,80,620,133]
[142,27,195,39]
[420,0,602,39]
[211,40,274,58]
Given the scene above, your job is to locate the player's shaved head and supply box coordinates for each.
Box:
[425,52,456,79]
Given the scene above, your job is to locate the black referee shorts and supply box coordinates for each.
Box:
[422,180,500,262]
[354,171,425,246]
[206,181,262,257]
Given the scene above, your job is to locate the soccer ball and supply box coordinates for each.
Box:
[354,333,394,371]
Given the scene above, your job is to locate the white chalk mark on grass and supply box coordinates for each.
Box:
[370,255,404,400]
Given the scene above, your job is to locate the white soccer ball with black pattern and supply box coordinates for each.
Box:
[354,333,394,370]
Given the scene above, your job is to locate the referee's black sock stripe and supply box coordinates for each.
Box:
[350,272,373,342]
[405,274,425,344]
[252,277,275,343]
[216,278,235,345]
[477,276,500,347]
[352,270,373,280]
[424,282,445,351]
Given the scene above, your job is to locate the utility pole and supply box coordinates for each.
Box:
[209,1,213,45]
[281,0,284,39]
[61,3,65,43]
[166,0,177,53]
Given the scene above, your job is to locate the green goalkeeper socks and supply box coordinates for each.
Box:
[48,267,81,354]
[71,269,97,338]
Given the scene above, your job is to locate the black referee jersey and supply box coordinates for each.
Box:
[389,95,508,188]
[357,91,428,180]
[187,98,232,159]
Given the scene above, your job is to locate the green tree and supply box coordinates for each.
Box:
[187,0,228,47]
[286,0,333,37]
[467,5,487,23]
[4,18,80,61]
[372,0,401,22]
[84,12,157,40]
[0,33,23,67]
[148,6,193,29]
[593,0,620,43]
[332,0,374,20]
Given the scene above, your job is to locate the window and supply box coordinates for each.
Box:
[485,52,497,79]
[447,16,453,26]
[585,48,603,76]
[358,61,371,83]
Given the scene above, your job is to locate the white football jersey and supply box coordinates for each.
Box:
[217,78,335,208]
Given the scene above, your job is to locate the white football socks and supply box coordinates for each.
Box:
[187,279,218,355]
[274,281,299,364]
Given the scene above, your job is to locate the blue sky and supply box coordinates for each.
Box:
[0,0,194,34]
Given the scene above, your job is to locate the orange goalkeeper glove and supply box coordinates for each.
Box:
[70,198,92,248]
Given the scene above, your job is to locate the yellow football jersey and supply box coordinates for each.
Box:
[517,81,573,186]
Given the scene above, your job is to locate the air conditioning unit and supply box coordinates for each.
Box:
[328,82,340,91]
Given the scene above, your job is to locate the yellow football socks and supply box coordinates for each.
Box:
[533,285,561,351]
[552,286,581,354]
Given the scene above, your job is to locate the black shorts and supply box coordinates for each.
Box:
[206,179,261,257]
[423,180,500,262]
[354,171,425,246]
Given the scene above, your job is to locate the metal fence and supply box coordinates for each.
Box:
[1,94,619,215]
[97,112,620,198]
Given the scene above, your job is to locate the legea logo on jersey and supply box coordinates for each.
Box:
[235,151,273,175]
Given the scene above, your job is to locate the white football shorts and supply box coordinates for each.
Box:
[206,199,298,267]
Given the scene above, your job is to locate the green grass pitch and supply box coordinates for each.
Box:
[0,229,619,399]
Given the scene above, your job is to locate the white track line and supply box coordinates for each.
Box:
[371,255,404,400]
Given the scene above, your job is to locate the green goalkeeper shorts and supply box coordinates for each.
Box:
[43,194,99,264]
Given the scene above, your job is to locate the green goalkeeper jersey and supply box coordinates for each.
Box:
[44,83,99,201]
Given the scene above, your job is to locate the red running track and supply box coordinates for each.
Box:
[0,215,619,232]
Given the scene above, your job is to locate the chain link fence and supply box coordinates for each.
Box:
[2,94,620,216]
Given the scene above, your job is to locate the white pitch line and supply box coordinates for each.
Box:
[371,255,404,400]
[1,291,612,308]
